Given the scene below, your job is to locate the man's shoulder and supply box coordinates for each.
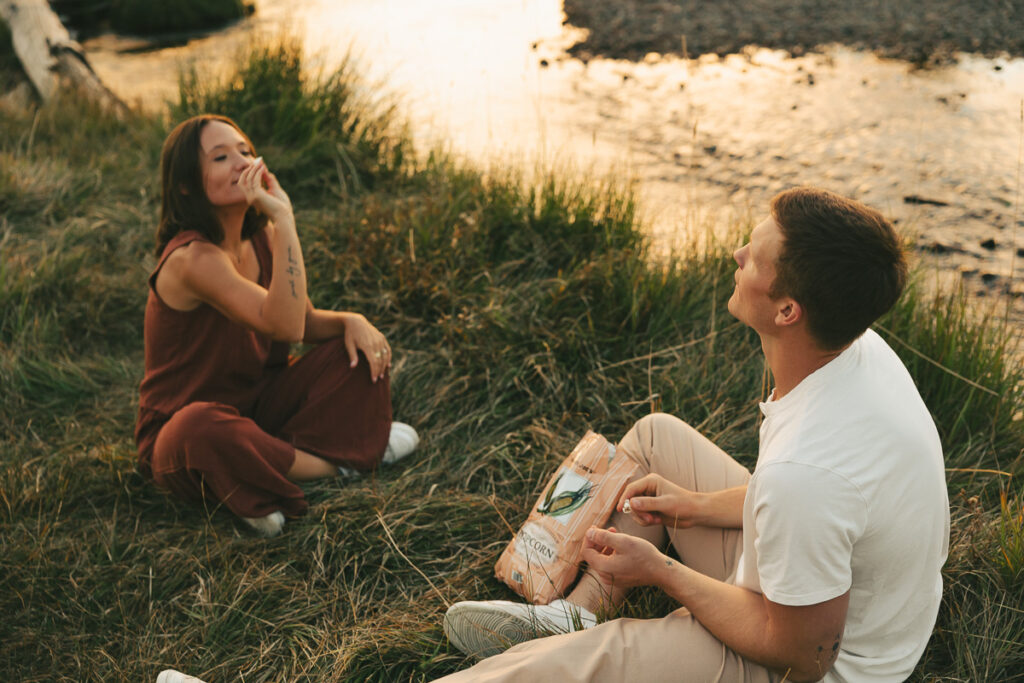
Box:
[789,329,928,426]
[748,461,869,540]
[753,460,864,499]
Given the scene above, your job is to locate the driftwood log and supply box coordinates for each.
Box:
[0,0,128,115]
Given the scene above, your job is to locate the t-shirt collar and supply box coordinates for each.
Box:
[759,333,863,417]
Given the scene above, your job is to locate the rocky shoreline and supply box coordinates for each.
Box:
[562,0,1024,65]
[559,1,1024,327]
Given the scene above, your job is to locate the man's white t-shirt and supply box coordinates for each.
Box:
[734,329,949,682]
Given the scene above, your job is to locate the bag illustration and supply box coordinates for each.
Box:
[494,430,638,604]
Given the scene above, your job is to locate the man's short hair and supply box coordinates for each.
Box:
[769,187,908,350]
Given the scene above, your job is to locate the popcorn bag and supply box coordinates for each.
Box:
[494,431,638,605]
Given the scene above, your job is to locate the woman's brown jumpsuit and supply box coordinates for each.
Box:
[134,228,391,519]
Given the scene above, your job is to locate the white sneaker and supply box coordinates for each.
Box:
[337,465,360,478]
[240,510,285,537]
[156,670,208,683]
[337,423,419,477]
[443,599,597,659]
[382,422,419,465]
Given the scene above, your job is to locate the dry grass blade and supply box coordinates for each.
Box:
[874,322,1000,396]
[376,511,452,610]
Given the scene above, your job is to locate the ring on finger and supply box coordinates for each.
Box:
[373,351,382,358]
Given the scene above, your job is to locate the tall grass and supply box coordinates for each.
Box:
[173,36,409,203]
[0,36,1021,681]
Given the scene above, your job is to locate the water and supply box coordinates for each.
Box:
[81,0,1024,318]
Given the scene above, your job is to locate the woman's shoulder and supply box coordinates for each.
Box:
[154,236,233,311]
[166,239,233,280]
[158,229,212,260]
[160,232,221,268]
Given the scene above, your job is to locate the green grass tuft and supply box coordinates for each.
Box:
[173,36,410,204]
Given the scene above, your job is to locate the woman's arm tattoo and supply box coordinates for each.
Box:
[286,245,302,298]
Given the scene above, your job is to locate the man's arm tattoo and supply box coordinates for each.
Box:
[814,632,842,675]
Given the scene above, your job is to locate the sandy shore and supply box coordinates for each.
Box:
[563,0,1024,65]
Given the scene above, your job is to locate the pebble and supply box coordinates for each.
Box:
[923,241,952,254]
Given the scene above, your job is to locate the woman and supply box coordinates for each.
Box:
[135,114,417,537]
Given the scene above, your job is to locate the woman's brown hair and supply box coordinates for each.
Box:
[155,114,268,256]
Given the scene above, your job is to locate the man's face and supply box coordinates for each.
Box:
[727,216,785,333]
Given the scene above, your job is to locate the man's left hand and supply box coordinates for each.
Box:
[580,526,673,591]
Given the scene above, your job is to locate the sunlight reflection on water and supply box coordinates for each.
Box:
[83,0,1024,313]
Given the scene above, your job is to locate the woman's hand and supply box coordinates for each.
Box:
[580,526,674,591]
[342,313,391,382]
[618,473,705,528]
[239,157,293,219]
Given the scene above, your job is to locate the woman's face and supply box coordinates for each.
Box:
[198,120,255,207]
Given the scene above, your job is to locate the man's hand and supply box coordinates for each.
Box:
[580,526,674,591]
[619,473,705,528]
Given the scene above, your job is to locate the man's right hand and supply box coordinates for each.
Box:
[618,473,705,528]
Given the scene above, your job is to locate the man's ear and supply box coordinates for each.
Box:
[179,184,188,195]
[775,298,802,327]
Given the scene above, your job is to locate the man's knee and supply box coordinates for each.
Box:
[628,412,698,447]
[620,412,716,474]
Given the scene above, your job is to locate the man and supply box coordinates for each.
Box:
[438,187,950,682]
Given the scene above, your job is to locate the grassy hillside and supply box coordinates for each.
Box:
[0,37,1021,681]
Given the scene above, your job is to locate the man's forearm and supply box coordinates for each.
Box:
[694,485,747,528]
[658,562,775,667]
[655,560,843,682]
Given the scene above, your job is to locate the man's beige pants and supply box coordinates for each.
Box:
[435,413,781,683]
